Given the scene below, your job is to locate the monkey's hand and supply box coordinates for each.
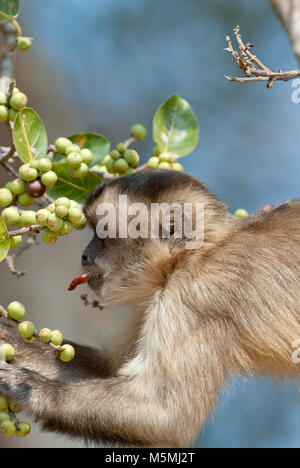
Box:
[0,360,53,411]
[0,317,112,381]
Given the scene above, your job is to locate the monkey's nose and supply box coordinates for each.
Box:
[81,253,94,267]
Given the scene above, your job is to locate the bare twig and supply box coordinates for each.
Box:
[5,236,38,278]
[8,225,45,238]
[225,26,300,87]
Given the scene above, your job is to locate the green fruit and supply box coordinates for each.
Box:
[29,160,39,169]
[55,197,71,209]
[158,162,171,170]
[1,207,20,226]
[12,87,20,96]
[68,163,88,179]
[8,108,18,122]
[147,157,159,169]
[59,221,73,236]
[19,164,38,182]
[18,321,35,339]
[42,229,59,244]
[19,210,37,228]
[0,412,10,424]
[116,143,127,154]
[46,203,55,213]
[10,92,28,111]
[124,150,140,167]
[0,105,8,122]
[16,422,31,437]
[0,344,15,362]
[70,200,81,209]
[5,181,13,191]
[0,91,7,105]
[0,396,8,412]
[67,207,82,224]
[47,214,64,232]
[80,148,93,165]
[55,205,68,219]
[36,209,50,226]
[114,158,129,174]
[18,193,34,207]
[51,330,63,346]
[1,420,16,436]
[234,209,249,218]
[39,328,52,343]
[111,150,120,161]
[106,158,116,174]
[159,152,175,163]
[73,215,87,231]
[172,162,183,172]
[0,188,13,207]
[41,171,57,188]
[65,144,81,156]
[59,344,75,362]
[8,401,22,413]
[55,137,72,154]
[11,178,26,195]
[130,124,147,140]
[17,37,32,51]
[126,168,135,175]
[10,235,22,249]
[37,158,52,172]
[7,301,26,321]
[66,152,82,169]
[152,145,160,156]
[23,336,36,343]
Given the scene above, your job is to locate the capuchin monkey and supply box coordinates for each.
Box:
[0,170,299,447]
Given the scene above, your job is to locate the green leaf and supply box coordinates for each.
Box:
[47,162,102,204]
[69,133,110,167]
[13,108,48,163]
[0,218,10,263]
[153,94,199,158]
[0,0,19,20]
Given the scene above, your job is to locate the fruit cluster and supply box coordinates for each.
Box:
[0,87,28,124]
[97,124,146,175]
[38,197,87,244]
[0,395,31,438]
[147,150,183,172]
[0,157,57,212]
[0,301,75,362]
[55,137,94,179]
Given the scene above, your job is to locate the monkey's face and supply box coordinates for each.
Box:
[82,170,226,305]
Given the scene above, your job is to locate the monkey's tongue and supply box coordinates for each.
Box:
[68,274,89,291]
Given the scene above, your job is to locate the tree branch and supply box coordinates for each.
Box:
[0,21,17,93]
[225,26,300,87]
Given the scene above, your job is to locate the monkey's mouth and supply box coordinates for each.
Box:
[87,272,105,291]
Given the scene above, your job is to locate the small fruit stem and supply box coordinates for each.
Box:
[10,19,22,38]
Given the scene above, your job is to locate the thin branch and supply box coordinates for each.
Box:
[5,236,38,278]
[8,225,45,238]
[225,26,300,87]
[0,21,17,93]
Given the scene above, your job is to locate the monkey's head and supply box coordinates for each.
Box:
[83,170,230,306]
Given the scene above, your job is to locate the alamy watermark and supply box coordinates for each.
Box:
[95,195,205,250]
[291,79,300,103]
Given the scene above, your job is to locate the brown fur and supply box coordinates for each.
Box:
[0,170,299,447]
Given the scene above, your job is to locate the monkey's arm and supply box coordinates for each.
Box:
[0,295,227,447]
[0,317,112,379]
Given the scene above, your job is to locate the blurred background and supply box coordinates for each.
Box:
[0,0,299,448]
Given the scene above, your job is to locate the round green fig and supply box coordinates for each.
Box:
[42,228,59,244]
[11,178,26,196]
[18,193,34,207]
[37,158,52,173]
[0,344,15,362]
[130,124,147,140]
[65,144,81,156]
[10,235,22,249]
[41,171,57,188]
[114,158,129,174]
[55,137,72,154]
[0,396,8,412]
[67,152,82,169]
[0,188,13,207]
[1,207,20,226]
[7,301,26,320]
[10,92,28,111]
[47,214,64,232]
[1,420,16,436]
[80,148,93,165]
[17,37,32,51]
[51,330,63,346]
[36,209,50,226]
[39,328,52,343]
[59,344,75,362]
[0,105,8,122]
[18,321,35,339]
[67,207,82,224]
[16,422,31,437]
[19,210,37,228]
